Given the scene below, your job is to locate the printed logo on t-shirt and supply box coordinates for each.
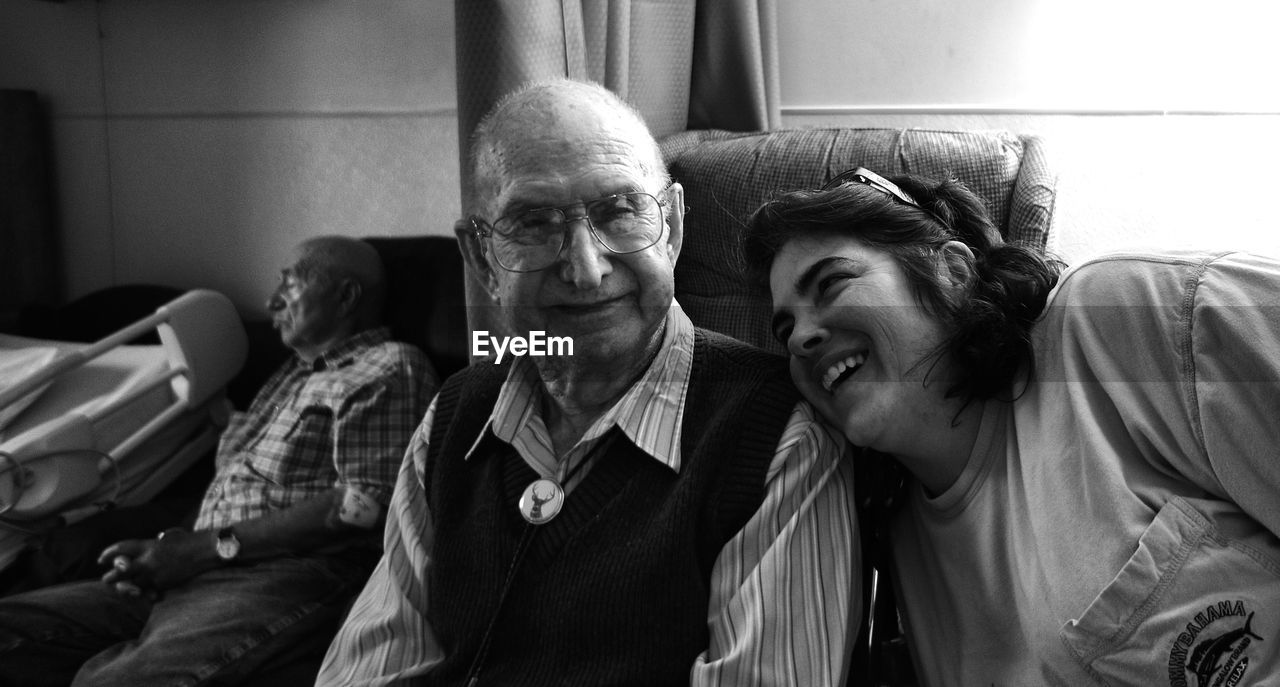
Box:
[1166,599,1264,687]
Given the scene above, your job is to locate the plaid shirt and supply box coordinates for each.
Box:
[194,327,434,532]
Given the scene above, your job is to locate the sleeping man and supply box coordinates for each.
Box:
[0,235,436,686]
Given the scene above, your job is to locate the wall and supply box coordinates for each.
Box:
[775,111,1280,264]
[0,0,458,316]
[779,0,1279,112]
[776,0,1280,264]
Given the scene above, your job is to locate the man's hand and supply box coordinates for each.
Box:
[97,530,216,597]
[93,488,384,598]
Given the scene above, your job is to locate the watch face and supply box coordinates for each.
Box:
[216,531,240,561]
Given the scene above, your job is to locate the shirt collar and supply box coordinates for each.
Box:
[468,302,695,473]
[294,327,391,372]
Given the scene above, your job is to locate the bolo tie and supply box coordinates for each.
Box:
[515,433,615,525]
[464,434,617,685]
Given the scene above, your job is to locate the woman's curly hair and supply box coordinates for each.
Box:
[742,172,1063,404]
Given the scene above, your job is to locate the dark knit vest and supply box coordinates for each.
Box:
[418,328,799,687]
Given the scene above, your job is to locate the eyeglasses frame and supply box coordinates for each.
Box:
[468,186,673,273]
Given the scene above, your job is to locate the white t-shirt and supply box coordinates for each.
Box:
[892,250,1280,686]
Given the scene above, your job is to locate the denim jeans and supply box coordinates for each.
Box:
[0,550,374,687]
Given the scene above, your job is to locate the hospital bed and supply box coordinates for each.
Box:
[0,289,247,572]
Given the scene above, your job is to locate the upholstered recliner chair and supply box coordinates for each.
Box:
[660,127,1057,355]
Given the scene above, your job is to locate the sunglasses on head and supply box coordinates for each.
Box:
[822,167,949,229]
[822,167,922,206]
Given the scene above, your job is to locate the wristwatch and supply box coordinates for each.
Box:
[215,527,241,562]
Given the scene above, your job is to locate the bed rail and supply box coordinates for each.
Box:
[0,289,247,520]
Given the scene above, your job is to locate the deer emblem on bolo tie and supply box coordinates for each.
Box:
[527,482,555,521]
[517,435,614,526]
[519,478,564,525]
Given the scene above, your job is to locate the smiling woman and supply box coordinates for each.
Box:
[743,167,1280,686]
[748,170,1058,495]
[747,170,1058,414]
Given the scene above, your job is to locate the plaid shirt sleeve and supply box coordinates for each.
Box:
[195,329,435,532]
[331,345,435,507]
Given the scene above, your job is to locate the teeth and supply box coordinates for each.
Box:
[821,353,866,392]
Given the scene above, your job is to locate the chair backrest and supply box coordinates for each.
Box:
[363,235,470,381]
[660,127,1057,353]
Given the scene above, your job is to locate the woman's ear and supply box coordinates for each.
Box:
[940,240,975,289]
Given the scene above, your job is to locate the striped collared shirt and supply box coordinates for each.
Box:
[318,306,860,687]
[194,327,434,531]
[470,299,693,492]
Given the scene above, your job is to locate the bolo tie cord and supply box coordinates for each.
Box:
[463,432,616,686]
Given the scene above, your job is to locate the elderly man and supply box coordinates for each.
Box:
[319,80,859,686]
[0,236,436,686]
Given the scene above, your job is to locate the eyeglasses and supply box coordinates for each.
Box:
[470,189,670,273]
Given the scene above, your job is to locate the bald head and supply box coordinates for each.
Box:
[295,235,387,329]
[266,235,390,361]
[467,78,668,216]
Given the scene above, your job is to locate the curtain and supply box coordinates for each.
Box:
[455,0,779,203]
[688,0,780,131]
[453,0,779,336]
